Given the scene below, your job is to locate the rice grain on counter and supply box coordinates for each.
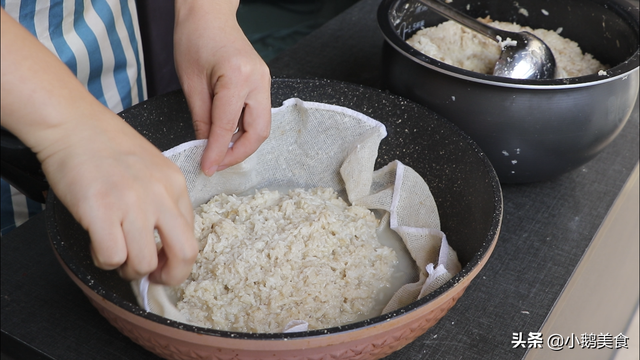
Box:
[406,17,608,78]
[175,187,398,333]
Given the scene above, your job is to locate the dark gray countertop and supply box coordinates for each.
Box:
[2,0,639,359]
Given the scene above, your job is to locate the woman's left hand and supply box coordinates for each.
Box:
[173,0,272,176]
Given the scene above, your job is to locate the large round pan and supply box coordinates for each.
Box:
[46,78,502,360]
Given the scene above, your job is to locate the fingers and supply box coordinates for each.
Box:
[84,189,192,284]
[116,215,158,281]
[200,88,245,175]
[88,195,196,286]
[117,174,195,285]
[149,208,198,286]
[199,72,271,175]
[88,215,127,271]
[183,78,213,141]
[217,94,271,170]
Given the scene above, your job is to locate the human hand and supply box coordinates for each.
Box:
[1,9,198,285]
[37,116,199,286]
[174,0,271,176]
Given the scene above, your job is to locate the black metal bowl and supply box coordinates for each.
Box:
[46,78,502,359]
[378,0,639,183]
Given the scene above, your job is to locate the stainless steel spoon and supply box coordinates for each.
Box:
[417,0,556,80]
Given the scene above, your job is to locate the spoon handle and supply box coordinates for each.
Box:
[417,0,503,42]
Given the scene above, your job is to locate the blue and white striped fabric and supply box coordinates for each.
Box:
[1,0,147,235]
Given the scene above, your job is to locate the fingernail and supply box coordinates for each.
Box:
[205,165,218,176]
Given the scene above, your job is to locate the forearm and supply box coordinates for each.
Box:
[174,0,240,28]
[0,9,117,161]
[173,0,246,92]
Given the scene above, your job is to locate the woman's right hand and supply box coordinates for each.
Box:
[1,9,198,286]
[39,114,198,286]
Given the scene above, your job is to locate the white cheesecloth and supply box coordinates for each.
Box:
[132,98,461,332]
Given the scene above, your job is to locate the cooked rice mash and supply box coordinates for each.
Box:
[175,187,398,333]
[406,17,608,78]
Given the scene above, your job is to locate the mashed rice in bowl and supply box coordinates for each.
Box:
[406,17,608,78]
[174,187,398,333]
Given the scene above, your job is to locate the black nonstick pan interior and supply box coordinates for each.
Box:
[46,78,502,339]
